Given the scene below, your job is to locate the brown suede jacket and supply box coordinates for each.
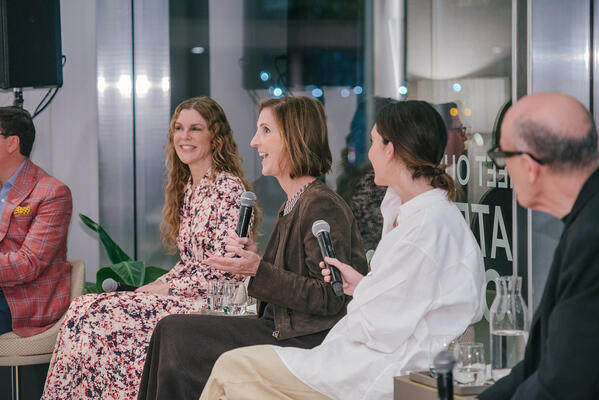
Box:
[248,180,368,340]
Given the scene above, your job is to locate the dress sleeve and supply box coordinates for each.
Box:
[249,194,367,316]
[161,175,246,297]
[0,183,72,286]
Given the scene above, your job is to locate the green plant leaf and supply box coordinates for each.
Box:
[96,268,121,293]
[96,260,146,292]
[80,214,132,263]
[79,214,100,231]
[143,266,169,285]
[84,281,99,294]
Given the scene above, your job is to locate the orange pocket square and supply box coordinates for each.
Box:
[13,206,31,216]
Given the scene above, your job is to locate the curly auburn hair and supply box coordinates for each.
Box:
[161,97,259,252]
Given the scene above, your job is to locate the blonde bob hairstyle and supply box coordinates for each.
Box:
[259,96,332,179]
[161,96,258,252]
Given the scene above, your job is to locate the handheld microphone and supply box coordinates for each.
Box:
[101,278,136,293]
[236,191,257,238]
[311,220,344,297]
[434,350,456,400]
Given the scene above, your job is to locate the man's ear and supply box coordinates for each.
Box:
[523,154,541,183]
[8,135,21,154]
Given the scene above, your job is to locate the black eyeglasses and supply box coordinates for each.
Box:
[487,146,546,168]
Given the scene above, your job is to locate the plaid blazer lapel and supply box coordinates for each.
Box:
[0,159,37,242]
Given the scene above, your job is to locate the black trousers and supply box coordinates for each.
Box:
[137,314,328,400]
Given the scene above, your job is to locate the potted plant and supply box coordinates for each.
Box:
[80,214,168,293]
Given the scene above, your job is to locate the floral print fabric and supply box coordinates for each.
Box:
[41,170,246,400]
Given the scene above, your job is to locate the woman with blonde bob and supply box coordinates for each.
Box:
[42,97,253,400]
[137,96,368,400]
[201,100,485,400]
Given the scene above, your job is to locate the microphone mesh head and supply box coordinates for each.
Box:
[433,350,456,374]
[102,278,118,292]
[312,220,330,237]
[240,191,257,207]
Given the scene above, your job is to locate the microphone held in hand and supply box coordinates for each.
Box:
[312,220,344,297]
[434,350,456,400]
[101,278,136,293]
[236,191,257,238]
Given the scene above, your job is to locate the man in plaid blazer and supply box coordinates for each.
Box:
[0,107,72,337]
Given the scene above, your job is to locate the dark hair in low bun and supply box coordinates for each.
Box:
[375,100,457,201]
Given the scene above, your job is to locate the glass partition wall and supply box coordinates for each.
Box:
[98,0,514,354]
[404,0,513,355]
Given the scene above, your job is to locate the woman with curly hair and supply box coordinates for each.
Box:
[41,97,256,400]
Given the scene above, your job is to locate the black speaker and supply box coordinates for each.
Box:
[0,0,63,89]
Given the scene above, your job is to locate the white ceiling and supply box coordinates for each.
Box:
[407,0,512,80]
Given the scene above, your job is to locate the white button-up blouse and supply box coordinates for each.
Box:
[274,187,485,400]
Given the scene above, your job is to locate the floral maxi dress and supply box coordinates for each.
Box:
[41,171,246,400]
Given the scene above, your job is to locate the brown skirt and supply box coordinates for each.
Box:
[137,314,328,400]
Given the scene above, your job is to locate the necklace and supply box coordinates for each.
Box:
[283,181,313,216]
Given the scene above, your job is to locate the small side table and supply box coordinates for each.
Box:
[394,376,477,400]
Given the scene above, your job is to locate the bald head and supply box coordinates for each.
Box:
[501,93,598,172]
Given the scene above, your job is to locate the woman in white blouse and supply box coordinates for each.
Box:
[200,100,486,400]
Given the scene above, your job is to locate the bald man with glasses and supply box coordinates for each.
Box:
[480,93,599,400]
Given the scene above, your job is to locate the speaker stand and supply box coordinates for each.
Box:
[13,88,23,108]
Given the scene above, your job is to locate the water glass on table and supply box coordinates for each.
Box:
[223,281,248,316]
[207,280,226,312]
[453,342,486,386]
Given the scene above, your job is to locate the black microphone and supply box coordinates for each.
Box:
[101,278,136,292]
[434,350,456,400]
[312,220,344,297]
[236,191,257,238]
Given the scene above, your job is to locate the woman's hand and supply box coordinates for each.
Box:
[320,256,364,296]
[223,229,259,254]
[135,280,171,296]
[203,230,262,276]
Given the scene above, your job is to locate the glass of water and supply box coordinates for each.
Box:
[453,342,486,386]
[223,281,248,316]
[207,280,225,312]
